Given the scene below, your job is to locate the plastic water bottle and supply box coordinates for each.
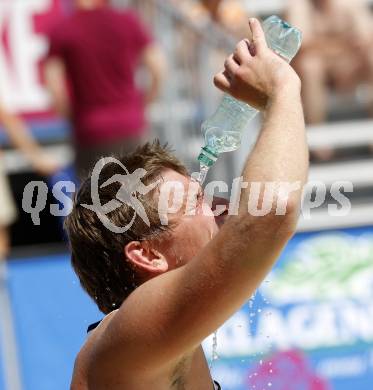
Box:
[196,16,302,183]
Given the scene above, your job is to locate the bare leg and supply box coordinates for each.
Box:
[296,52,328,124]
[366,52,373,154]
[364,50,373,118]
[296,52,334,160]
[0,226,10,260]
[0,226,10,280]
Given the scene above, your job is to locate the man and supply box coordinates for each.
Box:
[287,0,373,124]
[44,0,165,177]
[66,19,308,389]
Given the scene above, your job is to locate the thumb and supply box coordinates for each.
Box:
[249,18,268,54]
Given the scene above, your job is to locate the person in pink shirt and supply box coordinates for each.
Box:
[44,0,165,177]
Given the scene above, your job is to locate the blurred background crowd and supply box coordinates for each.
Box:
[1,1,373,390]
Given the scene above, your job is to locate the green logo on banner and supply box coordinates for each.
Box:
[262,233,373,304]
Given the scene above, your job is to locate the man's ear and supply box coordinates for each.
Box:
[124,241,169,275]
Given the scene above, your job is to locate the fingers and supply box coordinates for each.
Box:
[224,54,239,76]
[249,18,268,54]
[214,20,265,93]
[233,39,252,63]
[214,53,241,91]
[213,71,230,92]
[245,39,257,57]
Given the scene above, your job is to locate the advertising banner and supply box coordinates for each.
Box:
[206,227,373,390]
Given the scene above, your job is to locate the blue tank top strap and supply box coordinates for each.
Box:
[87,320,101,334]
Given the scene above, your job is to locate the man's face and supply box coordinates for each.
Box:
[156,169,219,269]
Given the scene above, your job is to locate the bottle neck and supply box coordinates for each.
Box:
[198,146,218,167]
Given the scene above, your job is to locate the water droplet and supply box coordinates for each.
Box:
[212,331,219,361]
[195,164,210,185]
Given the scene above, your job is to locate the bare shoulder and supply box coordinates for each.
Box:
[70,339,92,390]
[70,305,204,390]
[70,311,119,390]
[71,348,88,390]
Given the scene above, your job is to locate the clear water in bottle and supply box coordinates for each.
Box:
[196,15,302,184]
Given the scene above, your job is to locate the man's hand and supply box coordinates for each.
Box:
[214,18,301,111]
[28,152,60,177]
[0,105,60,176]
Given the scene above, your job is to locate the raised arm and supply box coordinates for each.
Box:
[140,43,166,105]
[43,58,71,119]
[95,18,308,373]
[0,105,59,175]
